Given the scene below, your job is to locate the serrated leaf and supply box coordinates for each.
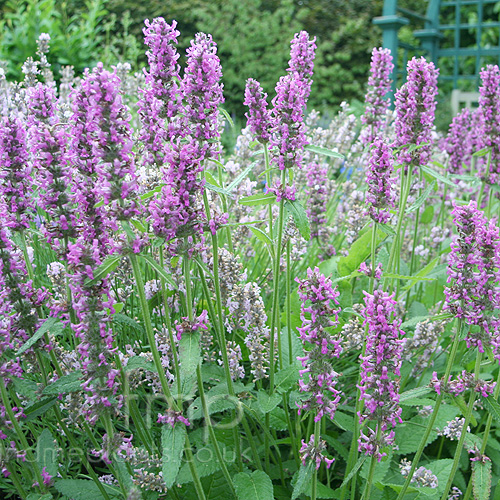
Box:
[275,365,299,394]
[425,459,453,496]
[84,255,121,286]
[339,456,366,488]
[162,424,186,488]
[179,331,201,390]
[176,444,222,483]
[17,317,64,355]
[304,143,345,159]
[256,391,281,414]
[37,429,58,478]
[421,165,455,187]
[234,470,274,500]
[285,199,311,241]
[12,376,37,399]
[484,396,500,425]
[140,254,177,289]
[227,163,256,193]
[42,371,82,395]
[239,193,276,206]
[407,181,436,212]
[399,387,432,402]
[112,313,144,332]
[125,356,157,372]
[473,460,492,500]
[24,397,57,422]
[54,479,120,499]
[292,463,314,500]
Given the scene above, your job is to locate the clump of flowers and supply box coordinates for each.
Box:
[244,78,272,143]
[358,289,405,460]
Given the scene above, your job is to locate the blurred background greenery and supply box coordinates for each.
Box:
[0,0,390,118]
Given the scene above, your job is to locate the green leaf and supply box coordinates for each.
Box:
[140,254,178,289]
[17,317,64,355]
[473,460,493,500]
[176,444,222,483]
[54,479,120,499]
[425,459,453,496]
[234,470,274,500]
[383,273,434,282]
[227,163,256,193]
[162,424,186,489]
[339,456,366,488]
[377,223,396,236]
[472,147,491,157]
[37,429,58,478]
[292,463,314,500]
[130,218,147,233]
[360,450,391,484]
[24,397,57,422]
[112,313,144,332]
[205,178,230,196]
[407,181,436,213]
[421,165,455,187]
[421,205,435,224]
[256,391,282,414]
[275,365,299,394]
[332,410,355,432]
[205,171,222,187]
[285,199,311,241]
[337,228,387,277]
[140,184,164,200]
[219,107,234,128]
[304,143,345,160]
[179,331,201,391]
[239,193,276,206]
[125,356,157,372]
[42,371,82,395]
[84,255,121,286]
[26,495,53,500]
[248,226,273,248]
[484,396,500,425]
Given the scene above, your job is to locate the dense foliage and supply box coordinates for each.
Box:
[3,12,500,500]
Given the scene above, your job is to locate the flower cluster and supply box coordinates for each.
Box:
[244,78,272,143]
[365,137,395,223]
[299,435,334,470]
[295,267,342,422]
[358,289,404,460]
[394,57,438,167]
[446,108,472,176]
[444,201,500,355]
[361,47,394,145]
[430,370,495,398]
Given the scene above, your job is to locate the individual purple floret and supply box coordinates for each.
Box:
[365,137,395,223]
[358,289,404,461]
[244,78,272,143]
[394,57,438,168]
[295,267,342,422]
[478,64,500,182]
[361,47,394,145]
[0,114,33,232]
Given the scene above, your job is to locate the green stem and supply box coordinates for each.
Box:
[396,319,463,500]
[362,426,382,500]
[264,145,274,241]
[440,351,482,500]
[286,240,292,366]
[311,420,321,500]
[370,221,377,294]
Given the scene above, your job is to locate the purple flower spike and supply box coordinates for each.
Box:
[446,108,472,176]
[366,137,395,224]
[288,30,317,100]
[358,289,404,461]
[394,57,439,167]
[361,47,394,145]
[479,64,500,182]
[295,267,342,422]
[244,78,272,143]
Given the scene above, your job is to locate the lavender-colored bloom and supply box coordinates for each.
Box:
[288,31,316,101]
[365,137,395,223]
[361,47,394,145]
[244,78,272,143]
[446,108,472,175]
[394,57,438,167]
[358,289,404,460]
[26,83,76,248]
[305,161,328,237]
[444,201,500,355]
[0,114,33,231]
[296,267,342,422]
[299,435,334,470]
[157,408,190,427]
[478,64,500,182]
[182,32,224,158]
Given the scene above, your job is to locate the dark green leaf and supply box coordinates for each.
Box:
[179,331,201,390]
[227,163,257,193]
[421,165,455,187]
[256,391,281,414]
[42,371,82,395]
[484,396,500,425]
[275,365,299,394]
[84,255,121,286]
[125,356,157,372]
[234,470,274,500]
[54,479,120,499]
[292,463,314,500]
[473,460,492,500]
[339,456,366,488]
[162,424,186,488]
[407,181,436,213]
[285,199,311,241]
[37,429,58,477]
[17,318,64,355]
[140,255,177,289]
